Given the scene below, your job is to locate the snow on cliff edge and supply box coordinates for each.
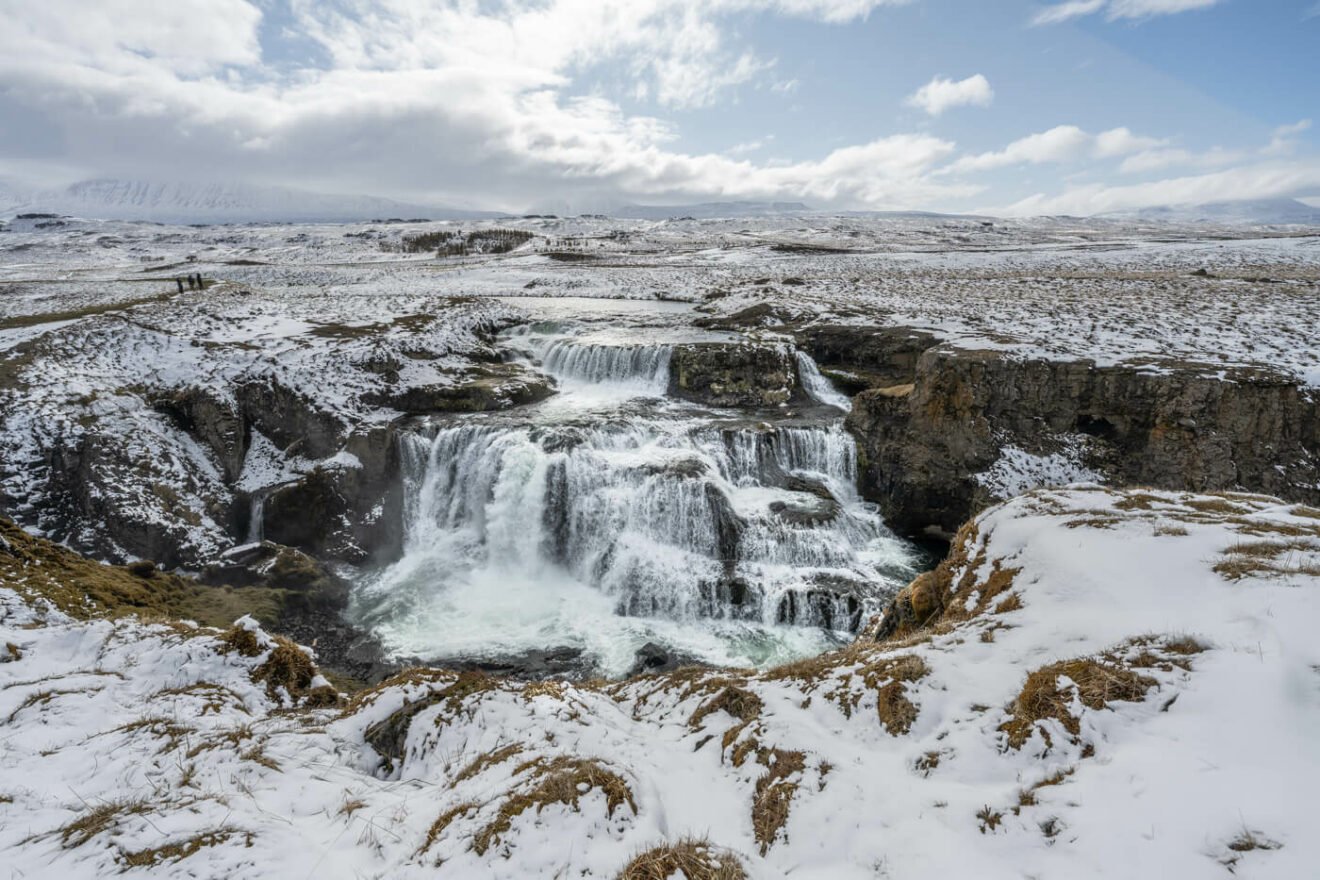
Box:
[2,487,1318,878]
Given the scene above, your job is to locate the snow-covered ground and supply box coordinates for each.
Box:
[2,486,1317,878]
[4,213,1317,383]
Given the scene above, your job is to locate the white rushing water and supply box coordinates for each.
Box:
[796,350,853,411]
[350,319,923,676]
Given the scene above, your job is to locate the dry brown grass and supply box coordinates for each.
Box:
[473,757,636,856]
[767,648,928,733]
[867,520,982,643]
[1214,539,1320,581]
[341,667,455,715]
[119,829,241,867]
[453,743,525,784]
[521,680,567,701]
[688,686,764,732]
[0,516,283,628]
[1185,497,1250,515]
[752,749,805,855]
[1113,492,1168,512]
[994,593,1023,614]
[154,681,249,716]
[112,716,195,753]
[616,838,749,880]
[999,657,1158,750]
[976,805,1004,834]
[1221,828,1283,873]
[863,655,929,735]
[418,801,480,857]
[59,798,150,848]
[216,624,339,707]
[914,750,941,777]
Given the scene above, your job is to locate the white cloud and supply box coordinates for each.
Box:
[946,125,1162,173]
[1093,127,1167,158]
[1002,160,1320,215]
[1033,0,1221,25]
[1119,146,1244,174]
[904,74,994,116]
[0,0,964,210]
[1032,0,1105,25]
[1274,119,1314,138]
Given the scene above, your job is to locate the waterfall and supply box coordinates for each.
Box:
[246,492,266,543]
[505,325,673,397]
[795,351,852,411]
[353,418,920,674]
[540,340,672,394]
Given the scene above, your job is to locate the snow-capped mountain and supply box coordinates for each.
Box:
[607,200,812,220]
[0,179,505,224]
[1104,198,1320,227]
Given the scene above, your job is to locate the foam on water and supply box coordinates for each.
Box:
[349,318,919,676]
[351,417,921,676]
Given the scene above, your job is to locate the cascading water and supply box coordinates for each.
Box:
[502,324,676,398]
[350,314,924,676]
[796,350,853,411]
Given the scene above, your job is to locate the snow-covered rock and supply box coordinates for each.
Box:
[3,487,1317,878]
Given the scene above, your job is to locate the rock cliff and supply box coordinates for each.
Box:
[827,333,1320,537]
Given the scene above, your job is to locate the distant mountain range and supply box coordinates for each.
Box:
[605,201,812,220]
[0,179,505,224]
[3,179,1318,227]
[1102,198,1320,227]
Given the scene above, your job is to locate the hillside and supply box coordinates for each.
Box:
[0,179,504,224]
[3,487,1317,878]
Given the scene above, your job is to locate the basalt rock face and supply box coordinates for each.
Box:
[669,341,799,407]
[363,364,554,414]
[796,325,941,392]
[263,423,405,565]
[151,386,248,482]
[847,343,1320,537]
[236,377,349,460]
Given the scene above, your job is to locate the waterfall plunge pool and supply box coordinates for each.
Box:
[346,314,930,678]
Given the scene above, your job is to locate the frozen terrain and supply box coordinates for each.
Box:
[3,487,1318,878]
[2,212,1318,675]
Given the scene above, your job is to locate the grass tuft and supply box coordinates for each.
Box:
[616,837,749,880]
[999,647,1167,750]
[473,757,636,856]
[752,749,805,854]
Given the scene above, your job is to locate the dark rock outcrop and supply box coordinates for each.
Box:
[625,642,706,677]
[236,377,348,460]
[848,344,1320,536]
[796,325,941,391]
[151,386,248,482]
[670,341,799,407]
[362,363,553,414]
[202,540,350,614]
[263,423,405,564]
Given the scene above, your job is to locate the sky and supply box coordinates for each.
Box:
[0,0,1317,215]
